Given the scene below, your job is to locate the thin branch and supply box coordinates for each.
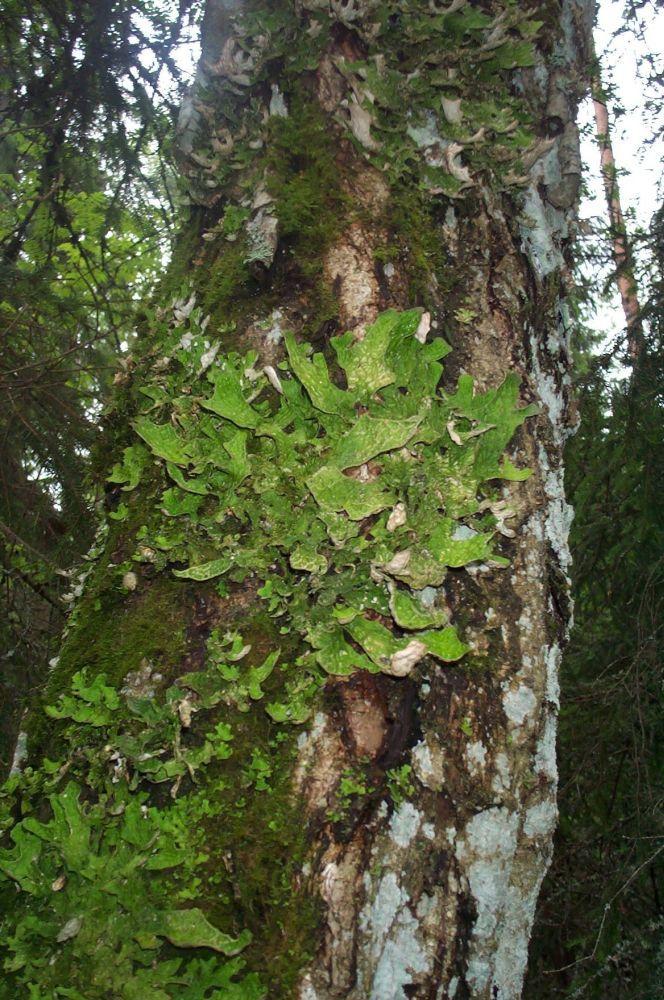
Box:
[546,842,664,974]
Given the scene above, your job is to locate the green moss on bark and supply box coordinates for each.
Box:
[192,698,320,992]
[28,573,188,760]
[266,96,347,278]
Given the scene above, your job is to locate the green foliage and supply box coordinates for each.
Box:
[0,301,536,991]
[0,1,562,991]
[189,90,346,335]
[2,562,319,996]
[327,768,370,823]
[0,768,261,997]
[45,672,121,727]
[173,555,234,581]
[183,0,541,213]
[350,2,539,190]
[28,572,188,760]
[386,765,416,807]
[120,304,535,722]
[327,762,416,822]
[0,0,199,774]
[174,0,546,357]
[0,623,301,995]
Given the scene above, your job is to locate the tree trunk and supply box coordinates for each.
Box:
[590,58,644,360]
[0,1,593,997]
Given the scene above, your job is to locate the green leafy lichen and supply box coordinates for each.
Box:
[386,764,416,807]
[1,305,536,995]
[180,0,542,222]
[0,610,315,996]
[122,304,535,706]
[28,571,188,762]
[0,771,262,998]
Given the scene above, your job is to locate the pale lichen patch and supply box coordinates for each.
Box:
[360,871,407,955]
[519,186,567,278]
[269,83,288,117]
[544,642,562,706]
[491,751,511,794]
[490,876,545,1000]
[502,683,537,729]
[457,807,519,935]
[359,871,430,1000]
[523,799,558,839]
[389,801,422,849]
[263,308,284,345]
[9,729,28,776]
[534,712,558,782]
[411,737,445,790]
[456,807,537,996]
[465,740,488,775]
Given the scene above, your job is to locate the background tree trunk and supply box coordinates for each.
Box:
[590,56,644,360]
[1,1,593,997]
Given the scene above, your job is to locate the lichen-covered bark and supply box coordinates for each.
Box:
[1,1,593,997]
[179,1,591,995]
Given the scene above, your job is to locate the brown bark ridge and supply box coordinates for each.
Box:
[179,0,594,995]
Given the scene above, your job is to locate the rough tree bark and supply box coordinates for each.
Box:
[1,1,593,998]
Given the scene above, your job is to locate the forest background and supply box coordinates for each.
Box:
[0,0,661,995]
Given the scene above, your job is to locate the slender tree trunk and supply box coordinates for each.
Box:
[590,55,643,359]
[1,2,593,997]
